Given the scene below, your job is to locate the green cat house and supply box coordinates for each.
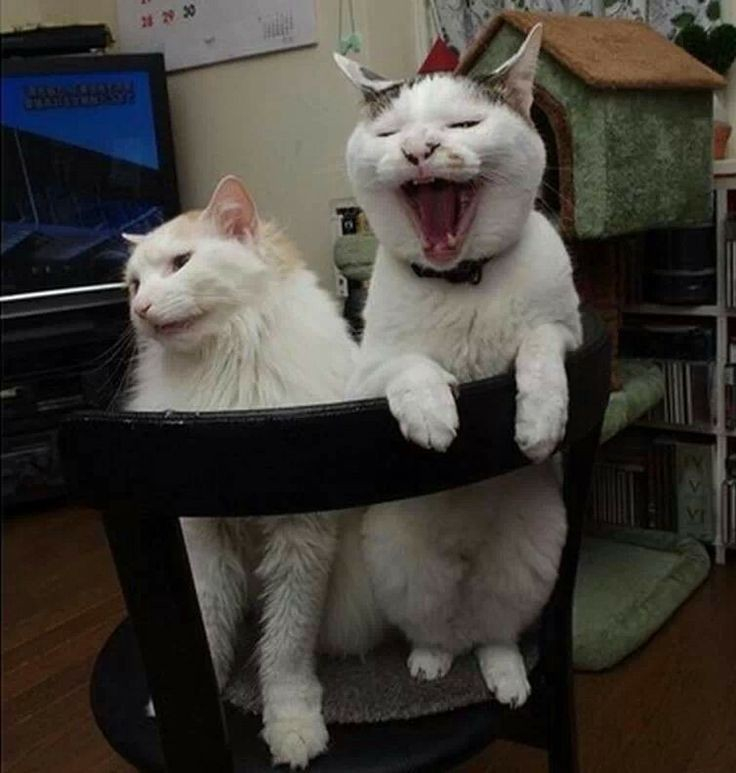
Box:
[458,11,726,239]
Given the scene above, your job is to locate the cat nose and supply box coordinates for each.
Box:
[135,302,152,319]
[402,142,441,166]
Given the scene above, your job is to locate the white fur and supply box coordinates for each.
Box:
[337,29,581,706]
[126,183,383,768]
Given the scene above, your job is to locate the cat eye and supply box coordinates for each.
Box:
[448,120,482,129]
[129,278,140,294]
[171,252,192,272]
[376,130,398,138]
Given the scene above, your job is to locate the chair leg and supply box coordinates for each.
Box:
[547,672,579,773]
[544,423,602,773]
[103,506,233,773]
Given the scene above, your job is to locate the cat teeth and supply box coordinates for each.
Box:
[446,233,457,248]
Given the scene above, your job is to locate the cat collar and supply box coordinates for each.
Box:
[410,257,492,286]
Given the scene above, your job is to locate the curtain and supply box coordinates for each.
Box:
[430,0,724,50]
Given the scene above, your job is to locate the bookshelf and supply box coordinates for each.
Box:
[713,162,734,564]
[621,304,723,318]
[615,163,735,564]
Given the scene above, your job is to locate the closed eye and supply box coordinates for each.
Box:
[448,120,482,129]
[171,252,192,272]
[376,130,398,138]
[128,278,140,294]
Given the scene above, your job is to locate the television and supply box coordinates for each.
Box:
[1,54,179,300]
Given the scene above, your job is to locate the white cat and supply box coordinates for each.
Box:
[124,176,381,768]
[335,25,581,706]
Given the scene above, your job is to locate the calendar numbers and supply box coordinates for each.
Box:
[139,4,196,30]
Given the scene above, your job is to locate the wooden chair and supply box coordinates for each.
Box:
[59,310,610,773]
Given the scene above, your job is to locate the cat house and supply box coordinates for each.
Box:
[457,11,726,240]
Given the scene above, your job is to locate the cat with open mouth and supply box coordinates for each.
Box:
[336,24,582,707]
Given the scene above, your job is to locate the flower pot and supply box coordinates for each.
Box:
[714,120,732,159]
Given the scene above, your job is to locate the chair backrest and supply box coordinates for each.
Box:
[60,311,610,518]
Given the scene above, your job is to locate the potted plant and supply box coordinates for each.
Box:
[675,22,736,159]
[675,21,736,159]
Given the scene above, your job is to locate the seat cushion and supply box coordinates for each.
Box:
[227,632,538,724]
[573,527,710,671]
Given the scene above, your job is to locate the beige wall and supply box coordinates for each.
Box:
[1,0,421,289]
[164,1,420,289]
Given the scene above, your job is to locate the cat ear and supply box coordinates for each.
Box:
[203,175,258,239]
[481,23,542,119]
[333,53,403,100]
[122,232,145,245]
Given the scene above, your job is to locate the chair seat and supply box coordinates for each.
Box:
[92,620,546,773]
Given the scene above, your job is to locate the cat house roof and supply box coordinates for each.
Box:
[457,10,726,91]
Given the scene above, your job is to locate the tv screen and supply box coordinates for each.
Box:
[1,54,179,298]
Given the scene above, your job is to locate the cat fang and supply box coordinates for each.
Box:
[399,177,481,263]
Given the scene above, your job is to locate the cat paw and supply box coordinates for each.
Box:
[386,369,458,452]
[262,711,329,770]
[515,397,567,463]
[477,645,531,709]
[408,648,454,681]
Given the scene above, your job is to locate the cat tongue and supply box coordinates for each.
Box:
[412,183,458,256]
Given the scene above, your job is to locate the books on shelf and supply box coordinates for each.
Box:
[642,360,714,429]
[619,320,716,430]
[726,362,735,432]
[590,462,646,529]
[589,434,714,542]
[675,441,715,542]
[726,214,735,309]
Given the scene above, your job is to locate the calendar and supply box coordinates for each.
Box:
[116,1,318,72]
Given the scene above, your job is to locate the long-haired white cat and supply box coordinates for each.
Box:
[335,25,581,706]
[124,177,380,768]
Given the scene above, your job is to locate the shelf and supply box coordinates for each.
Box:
[622,304,720,317]
[714,158,736,177]
[636,420,718,437]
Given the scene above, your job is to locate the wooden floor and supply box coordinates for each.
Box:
[2,506,735,773]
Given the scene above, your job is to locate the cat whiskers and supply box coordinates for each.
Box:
[478,170,515,188]
[81,327,137,410]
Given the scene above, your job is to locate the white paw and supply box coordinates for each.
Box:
[515,397,567,463]
[387,372,458,452]
[478,649,531,709]
[408,648,454,681]
[262,710,329,770]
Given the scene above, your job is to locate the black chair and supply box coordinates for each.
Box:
[59,311,610,773]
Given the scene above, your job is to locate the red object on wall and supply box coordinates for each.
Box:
[418,37,459,74]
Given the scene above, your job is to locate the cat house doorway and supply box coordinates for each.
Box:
[532,85,574,236]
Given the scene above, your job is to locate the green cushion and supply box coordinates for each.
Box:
[600,359,665,444]
[573,527,710,671]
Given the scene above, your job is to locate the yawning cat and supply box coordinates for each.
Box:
[335,25,581,706]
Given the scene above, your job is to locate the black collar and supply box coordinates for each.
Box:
[410,257,492,286]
